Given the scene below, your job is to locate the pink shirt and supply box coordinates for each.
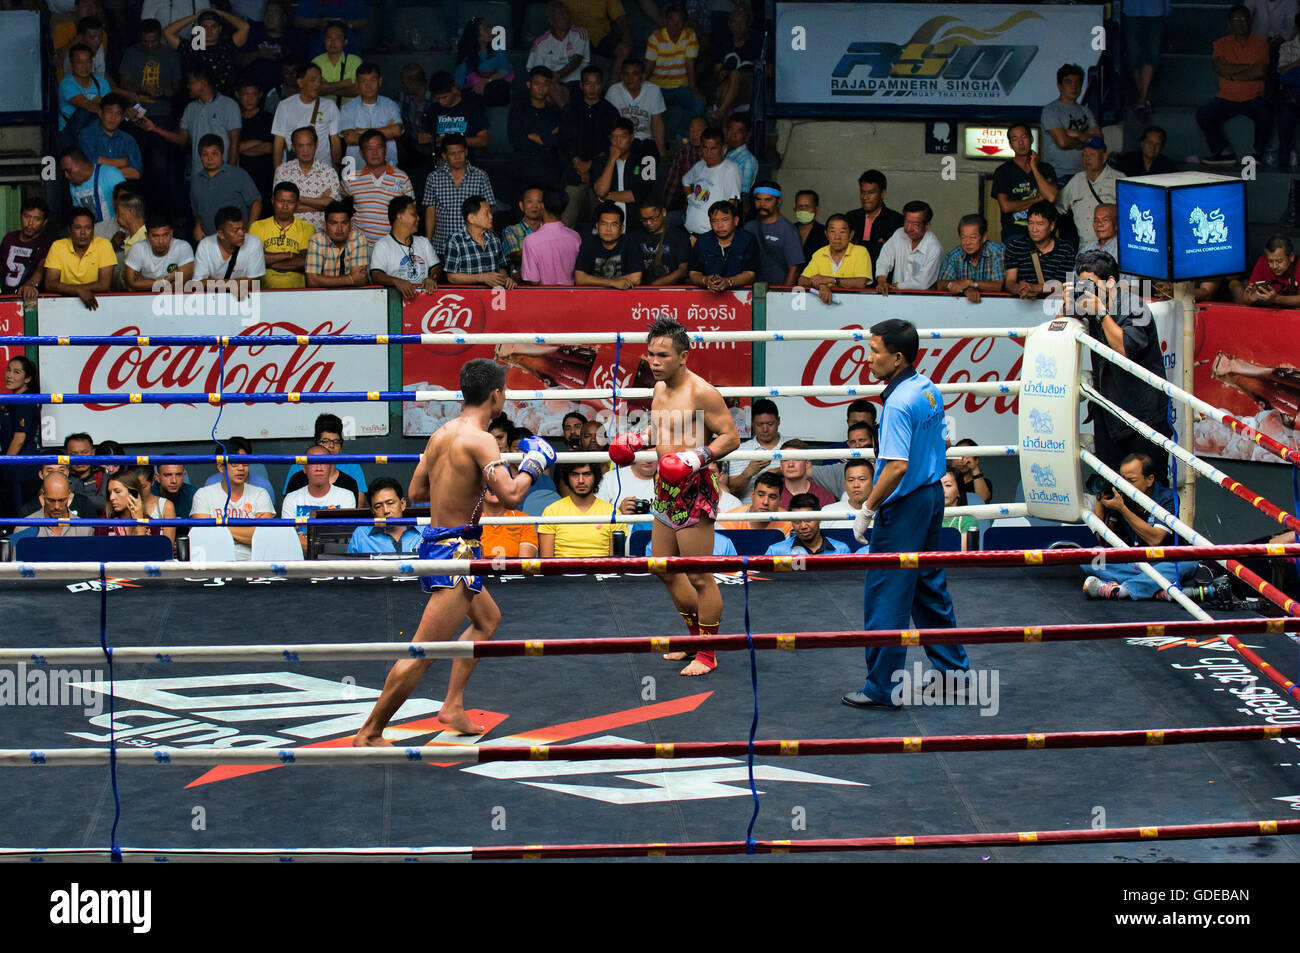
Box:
[521,220,583,285]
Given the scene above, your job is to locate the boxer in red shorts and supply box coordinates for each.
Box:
[610,316,740,675]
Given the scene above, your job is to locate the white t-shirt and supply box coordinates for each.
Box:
[370,233,439,282]
[193,234,266,280]
[271,95,341,166]
[596,466,655,508]
[822,490,861,529]
[682,158,743,235]
[604,82,666,141]
[338,95,402,167]
[190,482,275,560]
[280,483,357,519]
[124,238,194,280]
[527,27,591,75]
[725,436,778,503]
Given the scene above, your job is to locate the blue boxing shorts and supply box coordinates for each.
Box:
[418,524,484,595]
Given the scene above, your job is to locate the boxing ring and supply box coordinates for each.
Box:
[1,317,1299,863]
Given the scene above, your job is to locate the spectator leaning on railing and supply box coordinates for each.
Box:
[30,208,115,311]
[798,213,872,305]
[689,199,758,293]
[305,199,370,288]
[575,201,643,288]
[936,213,1004,304]
[123,214,195,291]
[873,200,942,295]
[1230,233,1300,306]
[1003,201,1075,298]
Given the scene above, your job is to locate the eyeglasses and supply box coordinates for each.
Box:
[317,437,343,448]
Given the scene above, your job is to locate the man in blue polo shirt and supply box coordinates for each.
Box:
[764,493,850,556]
[347,476,421,554]
[843,318,970,710]
[688,200,759,292]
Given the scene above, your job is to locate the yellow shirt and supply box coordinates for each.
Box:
[313,52,362,104]
[801,244,873,281]
[44,237,118,285]
[249,216,316,288]
[539,495,623,558]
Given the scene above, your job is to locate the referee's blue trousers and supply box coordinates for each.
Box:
[860,480,970,704]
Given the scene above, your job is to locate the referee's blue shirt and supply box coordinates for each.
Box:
[876,365,948,505]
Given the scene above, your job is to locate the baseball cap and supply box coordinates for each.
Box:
[196,9,220,24]
[1082,135,1107,150]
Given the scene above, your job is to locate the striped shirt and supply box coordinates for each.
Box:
[342,163,414,245]
[421,163,498,259]
[645,26,699,89]
[937,240,1005,284]
[305,226,370,278]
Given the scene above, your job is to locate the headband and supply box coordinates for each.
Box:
[753,186,781,198]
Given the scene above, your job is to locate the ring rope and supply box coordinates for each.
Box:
[1082,510,1208,620]
[3,616,1295,665]
[9,327,1033,348]
[2,817,1293,862]
[1083,382,1300,535]
[0,382,1019,405]
[2,544,1299,581]
[1076,330,1300,467]
[4,724,1292,767]
[1082,448,1300,620]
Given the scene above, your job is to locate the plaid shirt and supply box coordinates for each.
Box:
[305,226,371,277]
[421,163,498,259]
[938,240,1005,283]
[444,227,506,275]
[502,220,539,261]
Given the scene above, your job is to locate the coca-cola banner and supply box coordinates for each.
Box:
[401,287,753,437]
[38,289,390,443]
[764,291,1182,444]
[1194,303,1300,464]
[0,299,22,366]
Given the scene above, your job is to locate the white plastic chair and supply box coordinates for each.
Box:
[251,526,305,562]
[187,526,237,564]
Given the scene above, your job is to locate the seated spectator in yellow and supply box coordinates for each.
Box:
[249,181,315,288]
[539,462,624,557]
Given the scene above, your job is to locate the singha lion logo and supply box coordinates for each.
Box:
[1029,408,1053,434]
[1129,204,1156,245]
[1189,206,1228,245]
[1034,354,1058,379]
[1030,463,1057,488]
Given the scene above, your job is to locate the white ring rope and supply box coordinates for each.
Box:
[417,328,1033,346]
[416,382,1020,402]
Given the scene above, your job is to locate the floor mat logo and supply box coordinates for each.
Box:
[65,672,863,802]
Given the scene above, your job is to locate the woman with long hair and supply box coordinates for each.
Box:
[133,464,176,548]
[454,16,514,106]
[0,355,40,518]
[97,468,159,537]
[96,438,125,480]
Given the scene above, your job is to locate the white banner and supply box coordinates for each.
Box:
[775,3,1105,109]
[38,289,391,444]
[764,291,1181,446]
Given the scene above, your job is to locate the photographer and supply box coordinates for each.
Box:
[597,448,657,515]
[1071,248,1173,481]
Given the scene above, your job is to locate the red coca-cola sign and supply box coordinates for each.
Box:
[77,321,343,411]
[800,324,1022,416]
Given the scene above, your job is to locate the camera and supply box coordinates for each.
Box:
[633,499,651,514]
[1084,473,1109,496]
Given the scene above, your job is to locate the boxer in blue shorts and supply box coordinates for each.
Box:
[355,359,554,743]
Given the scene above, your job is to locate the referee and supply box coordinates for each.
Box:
[843,319,971,710]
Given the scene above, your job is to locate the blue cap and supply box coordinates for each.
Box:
[1082,135,1107,150]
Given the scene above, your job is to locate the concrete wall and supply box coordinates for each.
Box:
[772,119,1126,244]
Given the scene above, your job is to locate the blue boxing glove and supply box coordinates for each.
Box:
[517,435,557,483]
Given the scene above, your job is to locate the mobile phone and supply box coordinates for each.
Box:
[130,103,146,120]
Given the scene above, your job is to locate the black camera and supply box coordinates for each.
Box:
[634,499,651,514]
[1084,473,1109,496]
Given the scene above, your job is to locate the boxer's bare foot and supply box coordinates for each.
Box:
[437,707,486,735]
[352,730,392,747]
[663,652,690,661]
[680,655,716,676]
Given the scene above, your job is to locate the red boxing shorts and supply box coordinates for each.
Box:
[652,467,721,530]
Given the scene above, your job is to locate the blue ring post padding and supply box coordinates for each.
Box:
[99,565,122,863]
[742,559,760,855]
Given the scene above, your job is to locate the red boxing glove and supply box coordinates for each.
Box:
[609,432,645,466]
[659,447,713,485]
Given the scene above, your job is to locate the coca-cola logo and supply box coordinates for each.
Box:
[76,322,344,411]
[800,325,1022,416]
[418,292,487,355]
